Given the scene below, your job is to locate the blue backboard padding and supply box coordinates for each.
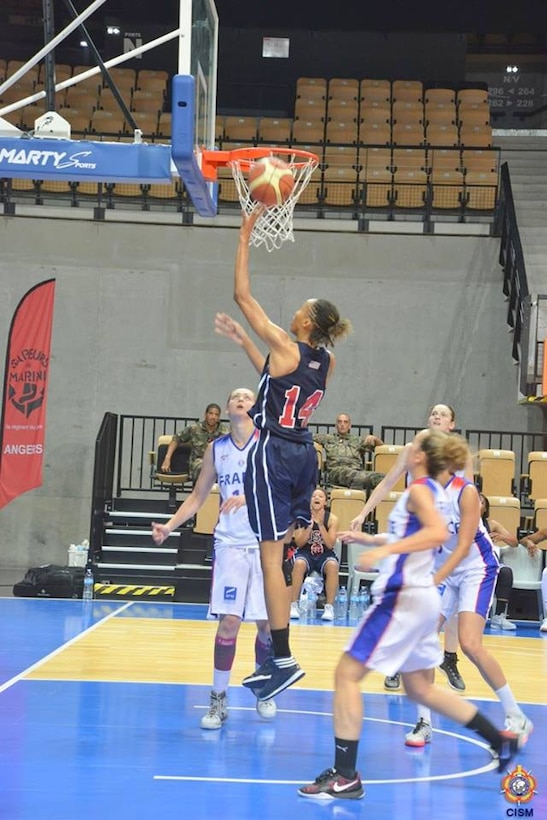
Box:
[171,74,217,218]
[0,138,172,183]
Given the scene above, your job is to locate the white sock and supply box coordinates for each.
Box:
[213,669,231,694]
[495,683,520,717]
[417,705,432,724]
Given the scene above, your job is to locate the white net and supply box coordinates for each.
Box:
[229,150,319,252]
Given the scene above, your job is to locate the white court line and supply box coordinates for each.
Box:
[155,705,498,784]
[0,600,134,695]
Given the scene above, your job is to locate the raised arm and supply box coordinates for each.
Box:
[350,443,411,530]
[234,210,299,371]
[355,483,448,570]
[214,312,266,374]
[151,443,217,544]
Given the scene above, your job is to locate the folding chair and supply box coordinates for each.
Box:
[152,435,191,508]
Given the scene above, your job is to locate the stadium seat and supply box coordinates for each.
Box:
[223,116,257,142]
[329,488,366,531]
[257,117,292,143]
[393,168,428,208]
[465,170,498,210]
[430,169,464,209]
[477,449,516,497]
[373,445,406,491]
[194,485,220,534]
[521,453,547,503]
[459,124,493,148]
[153,435,191,505]
[294,97,327,122]
[392,79,423,103]
[322,166,359,207]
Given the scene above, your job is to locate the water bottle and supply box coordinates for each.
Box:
[360,585,371,615]
[82,567,94,601]
[336,586,348,621]
[299,587,308,623]
[308,588,317,621]
[348,592,360,624]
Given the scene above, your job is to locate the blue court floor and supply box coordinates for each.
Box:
[0,597,545,820]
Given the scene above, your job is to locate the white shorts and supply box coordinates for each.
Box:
[345,585,443,677]
[208,545,268,622]
[440,562,498,622]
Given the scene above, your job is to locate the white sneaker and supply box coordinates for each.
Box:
[321,603,334,621]
[491,613,517,631]
[290,601,300,619]
[504,712,534,745]
[405,718,432,747]
[200,690,228,730]
[540,618,547,633]
[256,698,277,719]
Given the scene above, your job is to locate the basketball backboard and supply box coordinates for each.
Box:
[171,0,219,217]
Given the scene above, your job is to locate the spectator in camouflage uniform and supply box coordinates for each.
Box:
[314,413,384,491]
[160,403,229,482]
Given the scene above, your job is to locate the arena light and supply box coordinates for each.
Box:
[106,25,120,35]
[505,65,519,73]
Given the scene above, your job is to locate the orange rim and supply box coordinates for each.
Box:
[200,146,319,181]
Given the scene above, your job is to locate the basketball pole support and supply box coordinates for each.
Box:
[0,27,182,121]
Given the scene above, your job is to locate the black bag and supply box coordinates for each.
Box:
[13,564,85,599]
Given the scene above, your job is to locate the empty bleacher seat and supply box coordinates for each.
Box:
[329,488,366,531]
[477,449,516,497]
[522,453,547,503]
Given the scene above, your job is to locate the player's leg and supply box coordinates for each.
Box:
[290,555,309,618]
[321,555,339,621]
[402,669,521,772]
[201,613,242,730]
[298,652,367,800]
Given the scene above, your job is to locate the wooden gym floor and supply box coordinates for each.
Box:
[0,596,545,819]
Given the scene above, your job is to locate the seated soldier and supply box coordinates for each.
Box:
[161,402,229,483]
[290,487,340,622]
[314,412,384,491]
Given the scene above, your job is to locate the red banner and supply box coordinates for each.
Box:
[0,279,56,509]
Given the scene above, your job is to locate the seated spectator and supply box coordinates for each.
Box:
[314,413,384,491]
[479,493,519,630]
[160,403,229,483]
[290,487,340,622]
[519,526,547,633]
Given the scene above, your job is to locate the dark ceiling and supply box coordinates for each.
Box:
[100,0,547,34]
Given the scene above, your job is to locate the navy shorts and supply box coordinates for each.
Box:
[294,549,339,576]
[244,431,317,543]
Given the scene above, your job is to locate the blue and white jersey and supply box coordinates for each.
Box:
[439,474,499,573]
[372,476,449,595]
[212,431,259,550]
[248,342,330,443]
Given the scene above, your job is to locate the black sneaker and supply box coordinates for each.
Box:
[384,673,401,690]
[298,768,364,800]
[439,655,466,691]
[494,731,521,773]
[242,657,305,701]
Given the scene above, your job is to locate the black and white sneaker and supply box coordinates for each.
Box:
[439,654,466,691]
[298,768,364,800]
[242,657,305,701]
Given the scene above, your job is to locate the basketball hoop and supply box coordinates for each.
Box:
[201,146,319,252]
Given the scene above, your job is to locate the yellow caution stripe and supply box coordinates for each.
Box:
[94,583,175,597]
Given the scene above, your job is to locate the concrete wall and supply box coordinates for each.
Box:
[0,214,543,570]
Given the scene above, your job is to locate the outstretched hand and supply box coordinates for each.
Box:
[214,312,247,346]
[239,205,265,242]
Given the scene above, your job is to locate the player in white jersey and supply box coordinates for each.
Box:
[298,430,521,801]
[152,388,276,730]
[405,471,533,748]
[350,403,469,692]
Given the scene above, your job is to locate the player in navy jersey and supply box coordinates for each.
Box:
[214,207,352,701]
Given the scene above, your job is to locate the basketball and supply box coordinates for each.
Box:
[247,157,295,207]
